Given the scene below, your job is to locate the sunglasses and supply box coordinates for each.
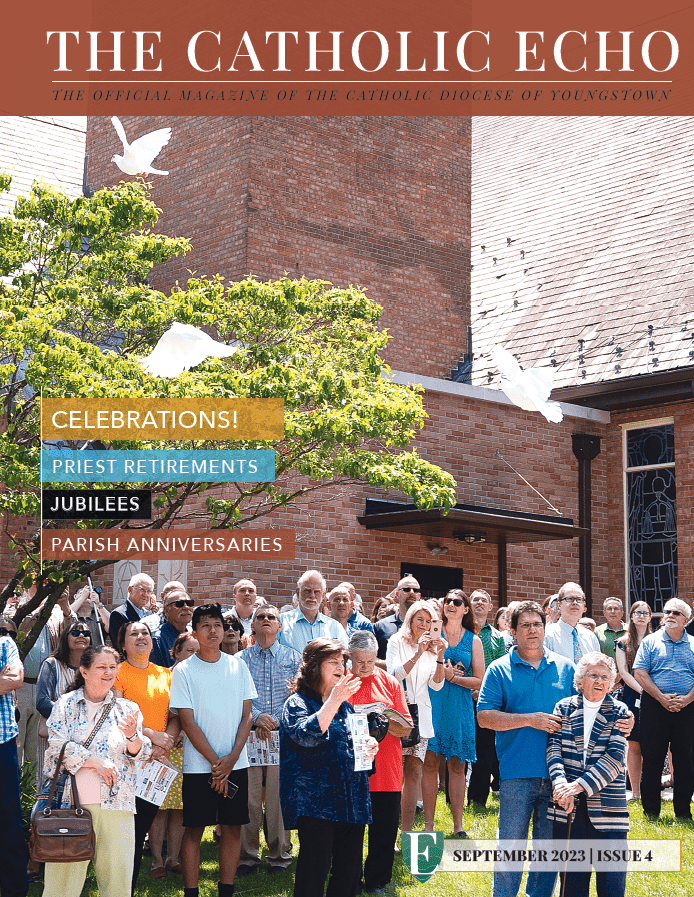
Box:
[444,597,465,607]
[167,599,194,608]
[663,609,685,617]
[400,587,420,594]
[254,614,278,622]
[69,628,92,638]
[0,627,17,640]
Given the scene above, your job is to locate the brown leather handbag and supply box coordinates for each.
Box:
[30,743,96,863]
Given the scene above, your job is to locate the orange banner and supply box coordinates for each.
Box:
[2,0,692,115]
[42,528,295,559]
[42,398,284,441]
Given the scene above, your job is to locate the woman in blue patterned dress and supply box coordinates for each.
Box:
[280,638,378,897]
[424,589,484,837]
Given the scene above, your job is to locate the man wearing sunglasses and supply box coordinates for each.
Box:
[237,605,300,875]
[373,576,422,662]
[633,597,694,820]
[148,588,195,668]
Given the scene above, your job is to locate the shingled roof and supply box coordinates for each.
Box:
[470,117,694,398]
[0,116,86,215]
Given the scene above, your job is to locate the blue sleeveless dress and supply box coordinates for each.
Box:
[427,628,477,763]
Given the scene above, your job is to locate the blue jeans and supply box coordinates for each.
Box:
[493,777,556,897]
[0,737,28,897]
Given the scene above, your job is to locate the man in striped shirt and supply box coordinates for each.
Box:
[238,605,301,874]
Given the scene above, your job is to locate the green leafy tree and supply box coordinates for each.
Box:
[0,176,456,656]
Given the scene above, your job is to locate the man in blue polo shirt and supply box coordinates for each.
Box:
[633,597,694,820]
[477,600,576,897]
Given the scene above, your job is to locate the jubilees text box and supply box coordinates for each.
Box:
[42,489,152,519]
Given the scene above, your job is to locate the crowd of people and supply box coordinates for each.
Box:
[0,569,692,897]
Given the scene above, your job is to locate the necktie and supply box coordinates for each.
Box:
[572,627,582,663]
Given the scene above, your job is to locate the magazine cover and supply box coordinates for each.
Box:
[0,0,691,894]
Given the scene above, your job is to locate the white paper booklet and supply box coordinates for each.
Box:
[246,729,280,766]
[136,759,179,805]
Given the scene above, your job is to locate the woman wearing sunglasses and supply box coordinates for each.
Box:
[36,623,92,783]
[221,612,246,655]
[386,600,446,832]
[424,589,484,838]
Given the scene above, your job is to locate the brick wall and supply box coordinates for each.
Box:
[86,115,471,380]
[78,115,612,623]
[77,389,608,621]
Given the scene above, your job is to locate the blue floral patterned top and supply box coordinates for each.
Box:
[279,690,372,828]
[44,687,151,812]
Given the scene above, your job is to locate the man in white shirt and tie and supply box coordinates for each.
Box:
[543,582,600,662]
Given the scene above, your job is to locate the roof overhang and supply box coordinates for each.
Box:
[357,500,587,544]
[551,367,694,412]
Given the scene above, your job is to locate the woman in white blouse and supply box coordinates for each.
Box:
[386,600,446,831]
[42,645,151,897]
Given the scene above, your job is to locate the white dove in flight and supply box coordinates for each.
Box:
[491,345,564,423]
[140,322,239,378]
[110,116,172,176]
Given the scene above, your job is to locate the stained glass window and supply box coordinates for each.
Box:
[626,424,677,614]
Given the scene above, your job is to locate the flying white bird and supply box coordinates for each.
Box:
[491,345,564,423]
[110,116,172,176]
[140,322,239,378]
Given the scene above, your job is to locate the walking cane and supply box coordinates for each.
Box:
[552,798,578,897]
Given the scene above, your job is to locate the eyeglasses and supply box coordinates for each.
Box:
[133,586,155,595]
[400,587,420,594]
[632,611,651,617]
[560,596,584,605]
[0,628,17,640]
[444,597,465,607]
[254,614,278,622]
[69,628,92,638]
[663,609,685,617]
[167,599,194,608]
[584,673,611,683]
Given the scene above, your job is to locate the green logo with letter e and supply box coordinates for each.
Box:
[402,831,444,883]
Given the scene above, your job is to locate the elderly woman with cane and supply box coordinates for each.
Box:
[547,652,630,897]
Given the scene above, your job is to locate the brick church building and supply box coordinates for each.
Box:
[3,114,692,620]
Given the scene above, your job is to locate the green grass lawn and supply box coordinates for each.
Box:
[27,794,691,896]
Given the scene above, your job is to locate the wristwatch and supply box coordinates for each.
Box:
[126,732,139,742]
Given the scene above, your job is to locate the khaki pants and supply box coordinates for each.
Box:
[239,765,291,869]
[16,682,39,767]
[42,805,134,897]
